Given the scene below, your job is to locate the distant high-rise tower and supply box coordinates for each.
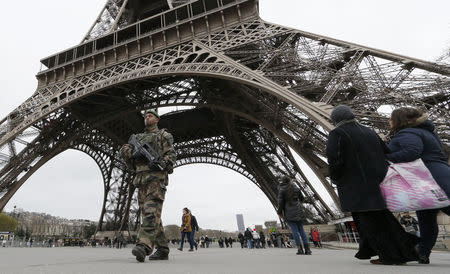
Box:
[236,214,245,232]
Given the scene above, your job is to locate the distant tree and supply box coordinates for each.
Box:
[0,213,18,231]
[16,228,25,237]
[16,229,32,239]
[104,221,118,231]
[164,225,181,239]
[83,224,97,239]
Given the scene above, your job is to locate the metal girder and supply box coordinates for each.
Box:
[222,112,334,222]
[82,0,127,43]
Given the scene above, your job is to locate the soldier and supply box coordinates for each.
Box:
[120,109,176,262]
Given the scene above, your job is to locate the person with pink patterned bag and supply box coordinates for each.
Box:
[386,107,450,264]
[326,105,419,265]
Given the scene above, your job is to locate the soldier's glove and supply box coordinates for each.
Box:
[120,144,133,159]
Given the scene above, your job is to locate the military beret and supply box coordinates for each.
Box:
[143,109,160,119]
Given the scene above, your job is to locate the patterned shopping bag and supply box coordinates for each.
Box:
[380,159,450,212]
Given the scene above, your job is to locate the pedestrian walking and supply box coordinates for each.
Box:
[276,233,282,248]
[326,105,419,265]
[238,232,245,248]
[178,208,195,251]
[386,107,450,264]
[311,227,322,248]
[205,235,210,248]
[200,236,205,248]
[277,176,311,255]
[244,228,253,249]
[259,231,266,248]
[190,212,199,250]
[252,229,260,248]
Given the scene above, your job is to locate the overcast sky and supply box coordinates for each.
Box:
[1,0,449,232]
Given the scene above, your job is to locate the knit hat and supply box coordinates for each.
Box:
[143,109,160,119]
[281,176,290,184]
[330,105,355,124]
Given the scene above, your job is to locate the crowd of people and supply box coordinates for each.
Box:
[237,229,316,249]
[1,237,119,248]
[171,206,325,252]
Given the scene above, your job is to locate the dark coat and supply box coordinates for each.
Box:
[244,229,252,240]
[190,215,199,232]
[238,233,244,243]
[277,181,305,222]
[326,122,389,212]
[259,232,265,241]
[386,120,450,198]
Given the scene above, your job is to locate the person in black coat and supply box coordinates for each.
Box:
[386,107,450,264]
[204,235,210,248]
[326,105,419,265]
[190,214,199,250]
[238,232,245,248]
[277,176,311,255]
[244,228,253,249]
[259,232,266,248]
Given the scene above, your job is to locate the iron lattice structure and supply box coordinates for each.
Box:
[1,0,449,231]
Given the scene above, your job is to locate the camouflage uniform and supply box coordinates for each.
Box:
[120,124,176,255]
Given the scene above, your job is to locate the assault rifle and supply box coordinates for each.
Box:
[128,134,165,171]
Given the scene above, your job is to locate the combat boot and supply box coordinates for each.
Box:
[304,244,312,255]
[132,244,152,262]
[296,246,304,255]
[148,248,169,260]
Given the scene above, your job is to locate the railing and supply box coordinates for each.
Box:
[337,231,360,243]
[0,238,53,248]
[39,0,249,71]
[0,239,114,248]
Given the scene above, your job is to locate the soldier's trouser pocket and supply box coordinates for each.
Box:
[138,173,167,201]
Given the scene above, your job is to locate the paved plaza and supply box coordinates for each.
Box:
[1,246,449,274]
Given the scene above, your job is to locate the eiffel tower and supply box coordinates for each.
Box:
[0,0,449,232]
